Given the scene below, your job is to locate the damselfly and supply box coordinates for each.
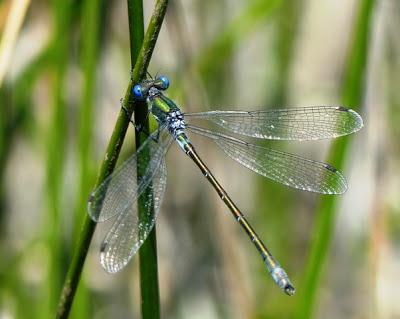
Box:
[88,75,363,295]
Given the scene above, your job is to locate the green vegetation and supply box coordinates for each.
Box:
[296,1,375,318]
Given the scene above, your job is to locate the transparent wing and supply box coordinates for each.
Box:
[100,157,167,273]
[88,127,172,222]
[188,125,347,194]
[184,106,363,141]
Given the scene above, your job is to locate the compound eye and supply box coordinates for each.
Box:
[158,75,169,90]
[132,84,144,100]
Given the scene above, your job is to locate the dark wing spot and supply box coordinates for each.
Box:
[100,241,108,253]
[323,163,338,173]
[336,106,350,112]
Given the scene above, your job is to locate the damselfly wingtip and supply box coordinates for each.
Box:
[336,106,364,136]
[100,241,126,274]
[347,108,364,133]
[87,192,100,222]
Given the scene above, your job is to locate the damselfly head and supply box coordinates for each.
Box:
[132,75,170,100]
[132,84,145,100]
[154,75,169,90]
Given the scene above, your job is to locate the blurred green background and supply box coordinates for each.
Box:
[0,0,399,318]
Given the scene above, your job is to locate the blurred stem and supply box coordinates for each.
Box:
[296,1,375,318]
[0,0,31,86]
[127,0,144,64]
[46,0,74,317]
[75,0,103,240]
[253,2,304,316]
[270,1,303,106]
[55,1,169,318]
[0,23,57,319]
[71,0,105,318]
[127,0,162,318]
[196,0,282,82]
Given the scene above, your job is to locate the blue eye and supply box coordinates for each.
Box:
[132,84,144,99]
[158,75,169,90]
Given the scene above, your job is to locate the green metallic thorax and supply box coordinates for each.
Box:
[149,93,191,150]
[150,94,181,124]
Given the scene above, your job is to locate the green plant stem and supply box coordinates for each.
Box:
[127,0,162,318]
[128,0,144,64]
[75,0,103,239]
[55,1,169,318]
[296,0,375,318]
[71,0,105,318]
[46,1,74,317]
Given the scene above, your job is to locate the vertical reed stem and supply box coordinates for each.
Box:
[55,1,169,317]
